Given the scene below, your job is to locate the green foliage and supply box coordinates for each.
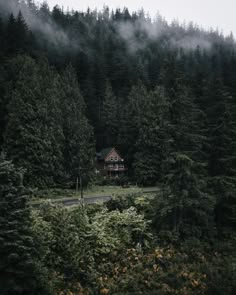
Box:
[91,207,152,258]
[32,201,152,294]
[100,243,235,295]
[5,11,34,56]
[153,154,215,239]
[118,81,149,169]
[206,85,236,232]
[3,57,94,188]
[60,65,95,184]
[0,2,236,294]
[101,81,119,147]
[133,86,171,185]
[4,56,64,187]
[32,204,96,293]
[106,194,137,211]
[0,154,50,294]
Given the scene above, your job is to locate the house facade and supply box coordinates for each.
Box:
[96,147,127,177]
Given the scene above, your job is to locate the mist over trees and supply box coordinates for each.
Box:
[0,0,235,229]
[1,0,236,186]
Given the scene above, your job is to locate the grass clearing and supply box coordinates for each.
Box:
[30,185,159,206]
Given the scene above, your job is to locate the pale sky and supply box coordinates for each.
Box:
[38,0,235,36]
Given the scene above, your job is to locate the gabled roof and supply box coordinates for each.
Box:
[99,147,114,160]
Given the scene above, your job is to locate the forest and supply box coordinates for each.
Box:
[0,0,236,294]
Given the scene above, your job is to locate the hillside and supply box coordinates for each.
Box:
[0,2,236,294]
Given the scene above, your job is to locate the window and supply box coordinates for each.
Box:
[115,156,118,161]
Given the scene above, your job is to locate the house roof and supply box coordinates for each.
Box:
[99,147,114,160]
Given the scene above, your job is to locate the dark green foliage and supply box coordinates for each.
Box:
[118,81,149,170]
[0,61,6,149]
[5,13,17,55]
[60,65,95,184]
[3,56,64,187]
[4,11,33,56]
[0,2,236,293]
[208,87,236,232]
[133,87,171,185]
[32,204,96,293]
[32,197,236,295]
[0,154,50,294]
[154,154,215,239]
[0,14,5,55]
[2,57,95,188]
[32,201,151,293]
[100,81,119,147]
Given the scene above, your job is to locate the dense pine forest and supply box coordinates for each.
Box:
[0,0,236,294]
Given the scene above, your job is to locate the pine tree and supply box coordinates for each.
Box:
[60,65,95,184]
[155,153,215,239]
[5,11,31,55]
[15,11,29,52]
[0,14,4,55]
[152,70,213,238]
[100,81,119,147]
[118,81,149,169]
[133,87,171,185]
[0,59,6,150]
[0,154,50,294]
[208,88,236,232]
[4,56,64,187]
[6,13,17,55]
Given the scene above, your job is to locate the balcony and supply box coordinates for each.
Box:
[104,164,127,171]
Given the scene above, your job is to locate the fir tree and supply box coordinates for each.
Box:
[156,153,215,239]
[6,13,17,55]
[118,81,149,169]
[209,89,236,232]
[100,81,119,147]
[0,14,5,55]
[60,65,95,184]
[15,11,29,52]
[4,56,64,187]
[5,11,32,55]
[0,154,50,294]
[133,87,171,185]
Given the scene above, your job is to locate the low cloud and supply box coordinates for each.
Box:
[0,0,74,49]
[116,17,212,52]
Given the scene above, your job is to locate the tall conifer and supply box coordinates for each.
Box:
[0,154,50,294]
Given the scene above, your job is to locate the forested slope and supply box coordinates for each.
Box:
[0,1,236,294]
[1,0,236,187]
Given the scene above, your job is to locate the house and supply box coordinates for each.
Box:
[96,147,127,177]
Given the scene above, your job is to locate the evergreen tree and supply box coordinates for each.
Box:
[6,13,17,55]
[16,11,29,51]
[0,154,50,294]
[152,72,212,238]
[0,14,5,55]
[118,81,149,169]
[133,87,171,185]
[154,154,215,239]
[5,11,32,55]
[32,204,96,292]
[4,56,64,187]
[60,65,95,184]
[209,88,236,232]
[0,60,6,150]
[100,81,119,147]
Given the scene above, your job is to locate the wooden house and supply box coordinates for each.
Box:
[96,147,127,177]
